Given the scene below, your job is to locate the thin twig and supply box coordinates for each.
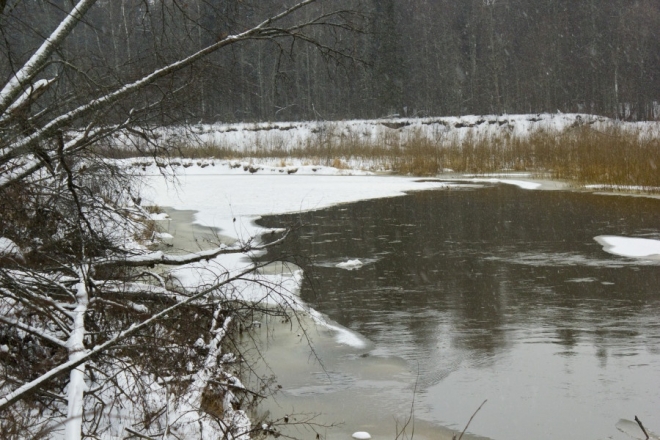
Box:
[124,427,158,439]
[635,416,650,440]
[457,399,487,440]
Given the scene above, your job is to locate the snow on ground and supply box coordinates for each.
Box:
[133,112,660,346]
[141,167,454,347]
[140,162,553,347]
[140,166,454,242]
[112,113,660,154]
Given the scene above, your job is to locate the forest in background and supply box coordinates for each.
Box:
[0,2,659,438]
[2,0,659,124]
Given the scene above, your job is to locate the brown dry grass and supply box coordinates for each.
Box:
[105,124,660,189]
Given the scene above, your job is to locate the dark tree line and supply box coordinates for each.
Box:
[2,0,659,123]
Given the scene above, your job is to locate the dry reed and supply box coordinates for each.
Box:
[106,123,660,190]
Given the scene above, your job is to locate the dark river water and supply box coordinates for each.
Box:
[256,183,660,440]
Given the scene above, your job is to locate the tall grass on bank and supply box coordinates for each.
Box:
[385,126,660,188]
[106,123,660,189]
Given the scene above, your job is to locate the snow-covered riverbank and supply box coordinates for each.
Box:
[114,113,659,155]
[140,167,469,439]
[140,161,660,339]
[139,159,660,440]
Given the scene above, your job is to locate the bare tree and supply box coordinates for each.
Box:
[0,1,359,438]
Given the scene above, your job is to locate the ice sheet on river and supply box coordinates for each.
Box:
[595,235,660,259]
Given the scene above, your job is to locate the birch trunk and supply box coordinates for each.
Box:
[64,266,90,440]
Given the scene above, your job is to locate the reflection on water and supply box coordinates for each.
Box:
[257,184,660,440]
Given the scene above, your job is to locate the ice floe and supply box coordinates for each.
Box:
[595,235,660,259]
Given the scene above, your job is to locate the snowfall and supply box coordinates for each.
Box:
[135,113,660,349]
[116,113,660,440]
[4,113,660,440]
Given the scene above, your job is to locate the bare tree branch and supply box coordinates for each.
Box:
[0,0,98,115]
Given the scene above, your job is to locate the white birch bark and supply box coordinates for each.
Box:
[0,0,319,162]
[63,266,90,440]
[0,263,260,411]
[0,0,97,115]
[186,308,231,409]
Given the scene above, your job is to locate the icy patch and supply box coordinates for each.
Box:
[149,212,170,220]
[307,308,368,348]
[595,236,660,259]
[314,257,380,269]
[486,251,660,267]
[464,173,533,178]
[153,232,173,246]
[615,419,660,440]
[566,277,598,283]
[170,260,367,348]
[499,179,542,190]
[336,259,364,270]
[286,371,356,396]
[586,184,660,193]
[469,178,542,190]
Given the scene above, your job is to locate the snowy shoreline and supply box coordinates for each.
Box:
[140,163,660,440]
[141,163,660,344]
[113,113,660,155]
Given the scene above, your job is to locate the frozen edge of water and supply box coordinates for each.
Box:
[146,168,658,348]
[594,235,660,259]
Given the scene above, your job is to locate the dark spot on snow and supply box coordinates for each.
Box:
[380,121,410,129]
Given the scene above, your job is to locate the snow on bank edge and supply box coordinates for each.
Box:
[140,164,553,347]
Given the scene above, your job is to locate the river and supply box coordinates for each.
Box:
[254,183,660,440]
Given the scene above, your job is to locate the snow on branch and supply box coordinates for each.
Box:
[0,261,264,411]
[0,125,110,190]
[0,78,56,125]
[97,229,289,268]
[0,238,25,263]
[0,315,67,348]
[0,0,326,163]
[0,0,97,115]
